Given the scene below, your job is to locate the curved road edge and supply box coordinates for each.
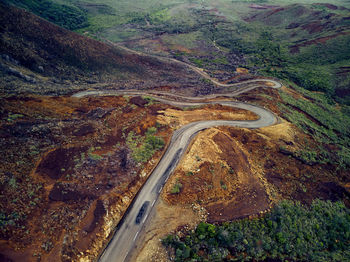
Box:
[73,87,281,262]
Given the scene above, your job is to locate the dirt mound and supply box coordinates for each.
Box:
[163,128,271,223]
[130,96,148,107]
[206,131,270,222]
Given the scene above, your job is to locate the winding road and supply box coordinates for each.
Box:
[73,46,282,262]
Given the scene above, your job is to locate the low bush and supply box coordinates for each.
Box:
[126,127,165,163]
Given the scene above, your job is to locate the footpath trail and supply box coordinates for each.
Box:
[73,45,282,262]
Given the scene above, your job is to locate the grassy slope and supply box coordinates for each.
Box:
[0,3,140,78]
[0,3,204,95]
[64,0,350,101]
[6,1,349,97]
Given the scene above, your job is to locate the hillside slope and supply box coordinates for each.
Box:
[0,3,202,95]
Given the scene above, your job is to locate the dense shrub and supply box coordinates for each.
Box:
[4,0,89,30]
[163,200,350,261]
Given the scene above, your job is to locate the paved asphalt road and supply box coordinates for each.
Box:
[74,41,282,262]
[73,78,281,262]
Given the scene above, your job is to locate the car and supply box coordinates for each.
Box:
[135,201,150,224]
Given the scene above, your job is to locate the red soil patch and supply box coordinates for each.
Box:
[0,93,176,261]
[301,21,324,34]
[245,7,285,22]
[206,132,270,222]
[314,3,338,10]
[164,129,270,223]
[48,182,96,202]
[290,31,350,53]
[249,4,279,10]
[36,147,87,179]
[130,96,148,107]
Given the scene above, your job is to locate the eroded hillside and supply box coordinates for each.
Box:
[135,85,350,262]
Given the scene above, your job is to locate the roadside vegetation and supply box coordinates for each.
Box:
[126,127,165,163]
[163,200,350,261]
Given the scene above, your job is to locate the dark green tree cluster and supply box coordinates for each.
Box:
[163,200,350,261]
[4,0,89,30]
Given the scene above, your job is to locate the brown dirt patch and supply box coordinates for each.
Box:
[281,85,301,98]
[236,67,249,74]
[48,182,96,202]
[163,128,272,223]
[130,96,148,107]
[0,94,175,262]
[36,147,87,180]
[132,200,203,262]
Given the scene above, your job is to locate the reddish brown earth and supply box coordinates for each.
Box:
[157,104,258,129]
[0,95,176,261]
[163,128,271,223]
[0,92,270,261]
[162,86,350,223]
[135,86,350,262]
[249,4,279,10]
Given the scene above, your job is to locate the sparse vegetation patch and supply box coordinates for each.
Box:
[126,126,165,163]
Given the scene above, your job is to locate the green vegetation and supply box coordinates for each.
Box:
[6,0,348,104]
[126,127,165,163]
[214,21,350,102]
[278,87,350,168]
[4,0,89,30]
[147,8,171,25]
[142,96,158,106]
[163,200,350,261]
[88,153,103,161]
[0,211,24,228]
[171,180,183,194]
[220,180,227,190]
[7,113,24,122]
[87,147,103,161]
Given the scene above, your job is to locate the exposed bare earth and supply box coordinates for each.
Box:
[134,87,350,262]
[0,95,176,261]
[163,127,274,223]
[130,200,203,262]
